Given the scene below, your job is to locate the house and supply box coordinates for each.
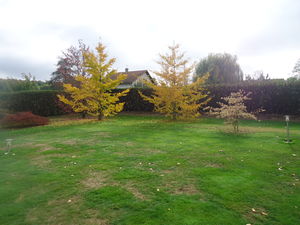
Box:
[111,68,155,89]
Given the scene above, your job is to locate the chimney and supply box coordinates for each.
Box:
[125,68,129,73]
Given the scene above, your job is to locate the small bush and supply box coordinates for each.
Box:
[1,112,49,128]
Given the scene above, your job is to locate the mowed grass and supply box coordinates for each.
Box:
[0,115,299,225]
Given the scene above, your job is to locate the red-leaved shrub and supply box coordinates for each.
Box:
[1,112,49,128]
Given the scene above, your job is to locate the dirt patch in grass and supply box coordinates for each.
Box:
[46,153,70,158]
[38,145,61,152]
[21,143,60,152]
[82,171,147,200]
[31,152,70,168]
[172,184,199,195]
[48,195,82,206]
[62,139,78,145]
[31,155,52,168]
[123,183,147,200]
[26,207,39,224]
[166,179,200,196]
[81,171,109,189]
[84,218,109,225]
[124,141,135,146]
[26,195,83,225]
[160,169,202,196]
[135,148,163,155]
[204,162,223,168]
[243,207,269,225]
[83,209,110,225]
[49,118,95,127]
[91,132,112,138]
[15,193,24,203]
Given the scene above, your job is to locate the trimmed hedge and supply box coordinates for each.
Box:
[117,88,154,112]
[0,90,66,116]
[206,82,300,115]
[1,82,300,116]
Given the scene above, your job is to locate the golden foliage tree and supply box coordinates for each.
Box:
[140,44,210,120]
[58,43,129,120]
[206,90,258,132]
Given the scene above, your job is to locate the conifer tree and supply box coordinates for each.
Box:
[58,43,129,120]
[140,44,210,120]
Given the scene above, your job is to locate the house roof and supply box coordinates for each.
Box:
[111,70,153,85]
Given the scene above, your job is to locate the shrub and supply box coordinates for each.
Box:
[1,112,49,128]
[206,90,259,132]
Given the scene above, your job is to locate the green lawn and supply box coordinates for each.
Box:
[0,115,299,225]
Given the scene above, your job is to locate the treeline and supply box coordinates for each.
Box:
[1,81,300,116]
[0,77,51,92]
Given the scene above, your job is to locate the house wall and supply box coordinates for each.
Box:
[117,73,152,89]
[117,84,132,89]
[132,73,151,87]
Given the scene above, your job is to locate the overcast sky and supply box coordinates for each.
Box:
[0,0,299,80]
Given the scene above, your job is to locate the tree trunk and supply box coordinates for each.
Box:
[81,111,87,119]
[98,112,104,120]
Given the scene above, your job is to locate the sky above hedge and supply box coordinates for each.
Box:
[0,0,299,80]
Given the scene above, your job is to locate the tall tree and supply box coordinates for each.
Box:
[50,40,89,88]
[58,42,129,120]
[292,58,300,78]
[20,73,39,90]
[245,70,270,81]
[0,73,49,92]
[194,53,243,84]
[139,44,210,120]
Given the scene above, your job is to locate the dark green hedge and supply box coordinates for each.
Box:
[206,82,300,115]
[0,90,66,116]
[117,88,154,111]
[0,89,154,116]
[1,83,300,116]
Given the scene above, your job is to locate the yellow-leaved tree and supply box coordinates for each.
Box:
[139,44,210,120]
[58,42,129,120]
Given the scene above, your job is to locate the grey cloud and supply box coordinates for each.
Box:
[33,23,100,46]
[0,24,102,80]
[239,1,300,55]
[0,55,54,80]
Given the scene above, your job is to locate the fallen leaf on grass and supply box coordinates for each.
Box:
[261,212,268,216]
